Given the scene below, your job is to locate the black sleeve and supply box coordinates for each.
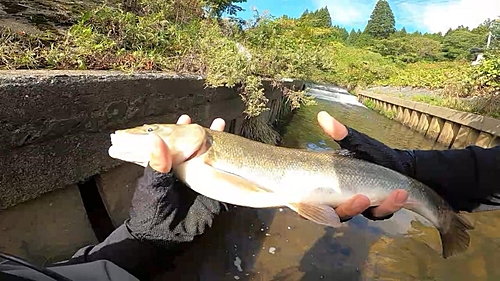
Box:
[411,145,500,212]
[338,126,500,212]
[56,164,227,280]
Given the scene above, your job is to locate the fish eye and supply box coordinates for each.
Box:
[144,125,158,133]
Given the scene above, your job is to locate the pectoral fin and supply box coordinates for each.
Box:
[288,203,342,228]
[174,160,286,208]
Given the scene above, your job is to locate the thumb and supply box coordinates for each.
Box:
[149,134,172,173]
[317,111,348,141]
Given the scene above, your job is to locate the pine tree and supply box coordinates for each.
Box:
[346,29,360,45]
[363,0,396,38]
[316,7,332,28]
[301,9,309,18]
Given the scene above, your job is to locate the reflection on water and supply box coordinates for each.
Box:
[156,88,500,281]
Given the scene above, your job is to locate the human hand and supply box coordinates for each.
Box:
[149,114,226,173]
[127,115,228,250]
[317,111,410,222]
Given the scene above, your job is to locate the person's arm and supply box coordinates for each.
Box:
[317,111,500,220]
[339,126,500,212]
[56,164,226,280]
[53,115,228,280]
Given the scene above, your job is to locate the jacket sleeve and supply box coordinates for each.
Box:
[411,145,500,212]
[55,164,226,280]
[338,126,500,212]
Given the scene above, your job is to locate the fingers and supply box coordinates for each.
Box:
[149,134,172,173]
[317,111,348,141]
[210,118,225,132]
[369,190,408,218]
[176,114,225,132]
[177,114,191,125]
[335,194,371,220]
[335,190,408,222]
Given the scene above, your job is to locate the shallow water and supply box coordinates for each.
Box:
[157,87,500,281]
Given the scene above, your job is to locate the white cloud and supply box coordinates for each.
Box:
[313,0,377,26]
[401,0,500,33]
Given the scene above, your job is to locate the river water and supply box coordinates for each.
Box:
[158,86,500,281]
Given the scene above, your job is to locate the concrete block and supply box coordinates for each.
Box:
[476,132,494,148]
[396,106,405,122]
[409,110,421,129]
[383,102,389,112]
[0,185,97,265]
[437,121,460,147]
[426,117,445,141]
[97,163,145,227]
[452,125,474,149]
[466,129,480,146]
[416,113,431,134]
[490,137,500,148]
[403,108,412,125]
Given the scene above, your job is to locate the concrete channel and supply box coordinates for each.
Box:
[357,90,500,149]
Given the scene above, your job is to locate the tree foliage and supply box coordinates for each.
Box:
[299,6,332,28]
[364,0,395,39]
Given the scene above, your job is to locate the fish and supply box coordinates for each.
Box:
[108,122,474,259]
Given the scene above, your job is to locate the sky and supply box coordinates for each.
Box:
[233,0,500,34]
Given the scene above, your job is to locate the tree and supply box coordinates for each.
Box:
[299,7,331,28]
[346,28,360,45]
[301,9,309,18]
[442,29,487,60]
[205,0,247,18]
[364,0,396,38]
[316,7,332,28]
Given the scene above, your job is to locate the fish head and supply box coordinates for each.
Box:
[108,123,208,167]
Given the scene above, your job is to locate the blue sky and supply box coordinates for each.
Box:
[233,0,500,34]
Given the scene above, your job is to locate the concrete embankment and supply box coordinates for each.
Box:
[0,70,303,264]
[357,89,500,149]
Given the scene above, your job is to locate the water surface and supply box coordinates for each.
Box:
[157,87,500,281]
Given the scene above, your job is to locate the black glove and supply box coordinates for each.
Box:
[335,126,500,215]
[126,165,228,249]
[335,126,417,221]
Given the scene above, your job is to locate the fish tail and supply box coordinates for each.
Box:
[439,213,474,259]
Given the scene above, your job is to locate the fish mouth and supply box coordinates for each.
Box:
[184,137,211,162]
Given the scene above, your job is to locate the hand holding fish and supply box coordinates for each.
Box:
[148,114,226,172]
[123,115,228,255]
[317,111,409,222]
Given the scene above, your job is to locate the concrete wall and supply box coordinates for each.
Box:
[0,70,303,265]
[357,91,500,149]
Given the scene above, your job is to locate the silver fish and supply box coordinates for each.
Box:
[108,123,474,259]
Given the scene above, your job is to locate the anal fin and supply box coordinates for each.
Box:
[288,202,341,228]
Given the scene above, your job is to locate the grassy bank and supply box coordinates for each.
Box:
[1,1,498,119]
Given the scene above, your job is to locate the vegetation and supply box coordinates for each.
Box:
[364,0,395,39]
[0,0,499,118]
